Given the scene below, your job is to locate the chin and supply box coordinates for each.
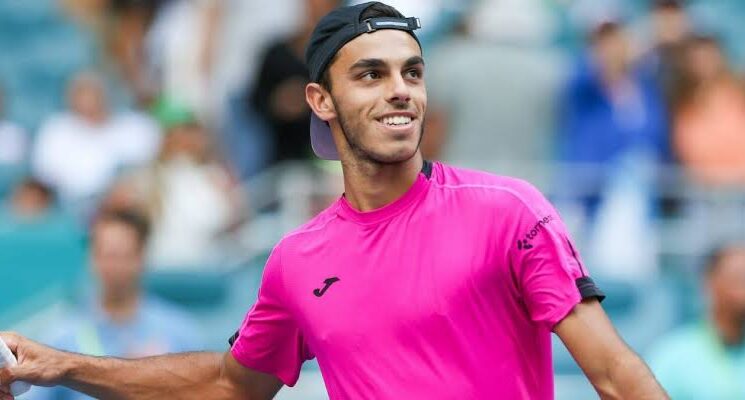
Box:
[367,145,419,164]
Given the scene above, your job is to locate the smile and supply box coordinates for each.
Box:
[376,112,416,129]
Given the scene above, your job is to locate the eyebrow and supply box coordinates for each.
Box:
[348,56,425,72]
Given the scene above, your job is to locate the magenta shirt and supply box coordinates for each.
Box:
[231,162,595,399]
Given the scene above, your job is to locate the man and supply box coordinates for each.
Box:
[32,71,160,209]
[250,0,339,165]
[1,3,667,399]
[22,209,202,400]
[647,244,745,399]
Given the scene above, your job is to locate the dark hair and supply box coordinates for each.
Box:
[18,178,53,201]
[94,208,151,247]
[653,0,683,11]
[318,2,406,91]
[589,21,622,43]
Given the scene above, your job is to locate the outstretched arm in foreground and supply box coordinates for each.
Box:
[554,299,669,400]
[0,332,282,400]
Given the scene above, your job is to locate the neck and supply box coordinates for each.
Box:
[341,153,424,212]
[712,307,745,346]
[100,288,140,323]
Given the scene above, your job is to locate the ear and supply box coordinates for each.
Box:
[305,83,336,122]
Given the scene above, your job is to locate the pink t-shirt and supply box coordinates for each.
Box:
[231,162,600,399]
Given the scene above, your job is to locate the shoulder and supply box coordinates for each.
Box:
[36,114,77,139]
[268,202,341,264]
[431,162,549,212]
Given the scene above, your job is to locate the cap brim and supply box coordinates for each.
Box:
[310,112,340,160]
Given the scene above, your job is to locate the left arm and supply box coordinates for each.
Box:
[554,299,669,400]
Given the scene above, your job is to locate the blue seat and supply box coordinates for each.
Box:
[0,212,86,326]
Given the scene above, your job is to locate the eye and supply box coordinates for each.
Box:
[361,71,380,80]
[405,68,422,79]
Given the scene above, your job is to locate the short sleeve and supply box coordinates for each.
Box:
[230,245,313,386]
[507,181,604,330]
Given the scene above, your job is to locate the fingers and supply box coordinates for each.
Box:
[0,367,13,399]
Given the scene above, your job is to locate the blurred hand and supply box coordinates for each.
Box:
[0,332,67,399]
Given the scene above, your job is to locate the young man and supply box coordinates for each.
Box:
[1,3,668,399]
[647,244,745,398]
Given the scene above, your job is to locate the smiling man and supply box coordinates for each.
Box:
[1,2,668,399]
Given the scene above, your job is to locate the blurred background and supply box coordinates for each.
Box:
[2,0,745,398]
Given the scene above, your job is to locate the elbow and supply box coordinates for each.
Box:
[590,352,668,400]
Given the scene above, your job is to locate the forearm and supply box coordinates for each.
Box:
[59,351,239,400]
[596,352,669,400]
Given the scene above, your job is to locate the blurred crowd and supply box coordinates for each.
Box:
[3,0,745,397]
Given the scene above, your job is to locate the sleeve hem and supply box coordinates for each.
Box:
[546,291,583,331]
[229,347,300,387]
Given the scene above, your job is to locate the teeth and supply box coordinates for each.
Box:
[382,116,412,126]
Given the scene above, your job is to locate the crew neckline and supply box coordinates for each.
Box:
[336,170,432,225]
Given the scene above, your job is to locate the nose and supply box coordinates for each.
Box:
[387,73,411,105]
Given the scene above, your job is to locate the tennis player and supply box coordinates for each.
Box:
[1,2,668,399]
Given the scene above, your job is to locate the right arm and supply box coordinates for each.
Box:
[0,332,282,400]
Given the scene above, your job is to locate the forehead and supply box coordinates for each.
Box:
[333,30,422,69]
[93,220,136,242]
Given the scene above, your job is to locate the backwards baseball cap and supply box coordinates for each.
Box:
[305,1,422,160]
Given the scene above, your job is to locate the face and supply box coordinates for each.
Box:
[91,220,144,296]
[687,41,725,81]
[312,30,426,164]
[653,8,688,45]
[160,124,210,162]
[68,76,107,123]
[594,28,631,74]
[11,184,51,217]
[708,248,745,318]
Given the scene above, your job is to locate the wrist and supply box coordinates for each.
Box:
[57,349,86,385]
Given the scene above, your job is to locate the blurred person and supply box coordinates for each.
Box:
[32,71,160,211]
[110,114,244,269]
[23,208,203,400]
[248,0,340,165]
[5,178,55,220]
[425,0,564,167]
[671,35,745,186]
[648,244,745,399]
[106,0,168,104]
[1,3,668,399]
[637,0,690,101]
[556,20,668,220]
[0,85,28,169]
[145,0,224,118]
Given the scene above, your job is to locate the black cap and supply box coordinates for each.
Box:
[304,1,422,160]
[305,1,421,83]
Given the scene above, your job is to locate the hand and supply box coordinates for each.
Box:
[0,332,69,399]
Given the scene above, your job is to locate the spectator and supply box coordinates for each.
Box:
[32,71,160,212]
[24,208,203,400]
[6,178,54,220]
[425,0,564,167]
[648,244,745,399]
[248,0,339,165]
[671,35,745,186]
[109,115,244,269]
[556,20,668,219]
[145,0,223,118]
[637,0,690,102]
